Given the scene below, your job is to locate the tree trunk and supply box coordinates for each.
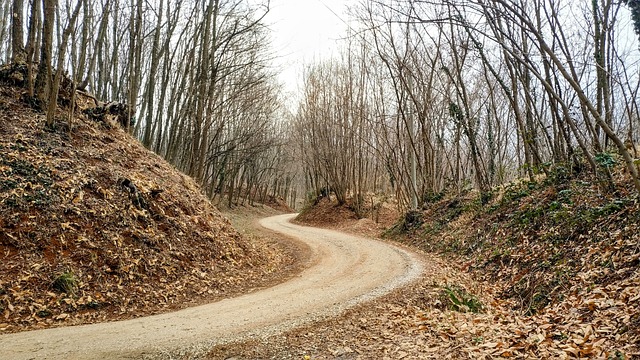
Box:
[11,0,26,62]
[46,0,82,127]
[35,0,55,110]
[142,0,164,148]
[78,0,110,91]
[25,0,40,97]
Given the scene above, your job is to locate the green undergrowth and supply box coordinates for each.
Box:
[389,160,640,317]
[52,271,79,295]
[440,285,484,313]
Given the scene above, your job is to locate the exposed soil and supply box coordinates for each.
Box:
[206,199,498,360]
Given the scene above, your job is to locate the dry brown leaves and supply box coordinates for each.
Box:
[0,81,294,334]
[208,251,638,359]
[294,196,399,239]
[212,186,639,359]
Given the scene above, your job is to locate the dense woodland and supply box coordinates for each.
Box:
[1,0,640,212]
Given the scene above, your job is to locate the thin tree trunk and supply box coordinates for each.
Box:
[46,0,82,127]
[35,0,55,110]
[25,0,41,97]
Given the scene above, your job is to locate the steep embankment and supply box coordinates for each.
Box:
[397,172,640,356]
[0,64,292,334]
[294,169,639,358]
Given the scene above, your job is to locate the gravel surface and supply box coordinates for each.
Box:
[0,214,424,359]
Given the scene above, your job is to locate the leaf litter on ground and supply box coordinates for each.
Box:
[0,69,296,334]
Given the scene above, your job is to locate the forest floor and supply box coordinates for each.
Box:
[0,65,298,335]
[0,214,423,359]
[1,62,638,359]
[211,175,638,359]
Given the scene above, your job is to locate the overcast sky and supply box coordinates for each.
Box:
[265,0,355,101]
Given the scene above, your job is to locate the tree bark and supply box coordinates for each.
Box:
[46,0,82,127]
[11,0,26,62]
[35,0,55,110]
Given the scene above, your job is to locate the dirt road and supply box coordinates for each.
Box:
[0,214,423,359]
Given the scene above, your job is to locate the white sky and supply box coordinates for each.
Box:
[265,0,355,101]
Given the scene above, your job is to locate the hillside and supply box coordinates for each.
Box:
[0,64,293,333]
[293,169,639,358]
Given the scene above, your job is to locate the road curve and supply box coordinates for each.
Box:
[0,214,424,359]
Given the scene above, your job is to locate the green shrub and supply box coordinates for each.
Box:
[557,189,573,203]
[595,152,616,169]
[502,180,537,204]
[52,271,78,294]
[423,191,444,204]
[441,285,484,313]
[546,164,572,184]
[591,199,627,217]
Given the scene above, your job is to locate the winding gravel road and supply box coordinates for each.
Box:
[0,214,424,359]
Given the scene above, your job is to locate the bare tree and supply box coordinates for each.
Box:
[34,0,55,109]
[11,0,26,61]
[46,0,82,127]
